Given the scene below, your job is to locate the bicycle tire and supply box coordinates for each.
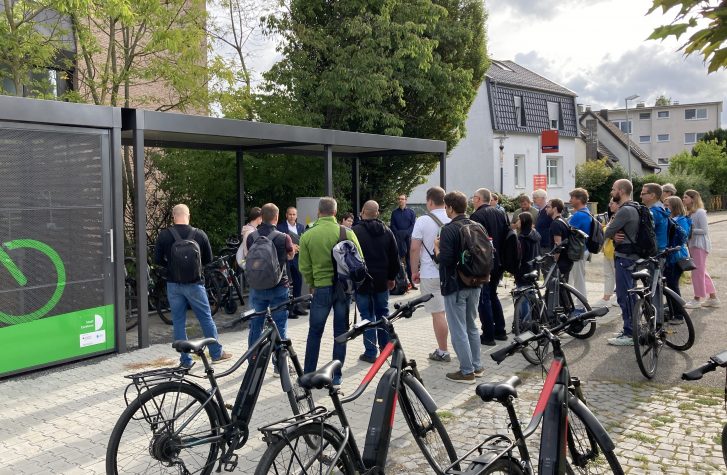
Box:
[398,372,459,474]
[106,381,222,475]
[566,401,623,474]
[561,287,595,339]
[152,285,173,325]
[125,280,139,331]
[206,271,225,316]
[721,423,726,468]
[513,293,544,366]
[282,352,316,418]
[468,457,525,474]
[254,423,356,475]
[632,299,659,379]
[662,294,695,351]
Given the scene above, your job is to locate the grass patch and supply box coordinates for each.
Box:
[437,410,456,422]
[685,427,692,435]
[650,420,664,428]
[654,415,675,424]
[124,357,178,370]
[678,402,698,411]
[694,397,721,406]
[714,434,723,446]
[629,433,658,444]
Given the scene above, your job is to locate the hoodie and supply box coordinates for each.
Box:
[352,219,400,294]
[515,229,541,285]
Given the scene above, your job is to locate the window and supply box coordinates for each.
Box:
[657,134,670,142]
[547,101,561,129]
[657,110,670,119]
[546,156,560,186]
[514,154,525,188]
[685,108,707,120]
[639,112,651,120]
[658,158,669,165]
[513,96,526,127]
[639,135,651,143]
[685,132,706,144]
[612,120,632,134]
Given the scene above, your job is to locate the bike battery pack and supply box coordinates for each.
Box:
[362,367,399,468]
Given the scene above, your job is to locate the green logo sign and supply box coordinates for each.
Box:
[0,239,66,324]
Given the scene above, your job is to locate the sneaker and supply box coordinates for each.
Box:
[612,299,620,308]
[702,297,721,308]
[359,353,377,364]
[428,350,451,362]
[611,331,625,337]
[684,299,702,309]
[446,371,475,384]
[212,351,233,364]
[480,336,496,346]
[273,365,280,378]
[669,316,685,325]
[494,334,508,341]
[179,361,194,370]
[473,367,485,378]
[288,312,300,320]
[593,298,612,308]
[607,335,634,346]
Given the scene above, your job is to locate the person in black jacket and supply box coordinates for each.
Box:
[515,213,541,286]
[470,188,510,346]
[434,191,484,384]
[352,201,400,363]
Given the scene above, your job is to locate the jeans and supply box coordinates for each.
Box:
[289,258,303,299]
[478,267,506,340]
[664,262,683,297]
[304,285,351,384]
[355,291,391,358]
[444,288,482,375]
[167,282,223,366]
[248,285,289,348]
[615,257,636,337]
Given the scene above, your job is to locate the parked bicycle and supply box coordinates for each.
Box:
[254,293,459,475]
[511,245,595,367]
[205,251,244,316]
[629,247,695,379]
[124,257,171,330]
[682,350,727,468]
[106,295,315,475]
[445,306,623,474]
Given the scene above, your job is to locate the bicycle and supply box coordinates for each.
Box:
[205,252,245,316]
[511,245,595,367]
[106,295,316,474]
[682,350,727,468]
[629,247,695,379]
[445,306,623,475]
[124,257,172,330]
[254,293,459,475]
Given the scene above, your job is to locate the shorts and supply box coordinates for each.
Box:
[419,278,445,314]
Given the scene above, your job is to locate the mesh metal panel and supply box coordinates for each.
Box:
[0,126,106,327]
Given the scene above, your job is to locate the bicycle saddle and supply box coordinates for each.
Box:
[172,337,219,354]
[631,269,650,280]
[299,360,342,390]
[523,271,539,282]
[476,375,521,403]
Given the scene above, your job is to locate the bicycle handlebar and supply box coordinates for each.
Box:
[491,306,609,364]
[224,294,313,328]
[682,361,717,381]
[529,243,567,266]
[334,293,434,345]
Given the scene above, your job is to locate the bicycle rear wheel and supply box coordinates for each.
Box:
[721,423,726,468]
[632,299,660,379]
[106,381,222,475]
[471,457,525,474]
[125,280,139,330]
[562,287,595,339]
[254,423,356,475]
[152,285,172,325]
[662,294,695,351]
[566,399,623,474]
[399,372,459,474]
[205,271,225,316]
[513,293,546,366]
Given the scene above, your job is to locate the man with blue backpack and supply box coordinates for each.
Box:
[567,188,594,314]
[299,197,363,388]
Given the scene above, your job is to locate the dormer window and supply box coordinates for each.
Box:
[513,96,526,127]
[547,101,561,130]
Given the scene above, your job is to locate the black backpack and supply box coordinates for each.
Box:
[621,202,657,258]
[584,212,605,254]
[500,228,522,275]
[245,230,285,289]
[454,219,493,287]
[558,218,587,261]
[390,258,409,296]
[168,227,203,283]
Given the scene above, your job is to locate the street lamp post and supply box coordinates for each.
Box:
[625,94,639,177]
[496,135,508,194]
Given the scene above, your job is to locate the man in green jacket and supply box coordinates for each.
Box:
[300,197,363,387]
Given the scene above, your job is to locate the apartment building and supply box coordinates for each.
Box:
[606,101,722,167]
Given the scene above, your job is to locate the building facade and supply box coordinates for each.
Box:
[410,60,579,204]
[606,101,722,167]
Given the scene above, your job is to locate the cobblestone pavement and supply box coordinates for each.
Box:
[1,216,726,474]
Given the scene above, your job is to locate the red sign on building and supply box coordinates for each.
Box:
[541,130,559,153]
[533,174,547,190]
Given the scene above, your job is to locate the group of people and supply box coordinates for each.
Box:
[153,178,718,385]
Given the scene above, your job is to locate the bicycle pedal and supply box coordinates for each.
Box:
[222,454,238,472]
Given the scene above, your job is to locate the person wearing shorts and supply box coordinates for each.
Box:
[410,186,452,362]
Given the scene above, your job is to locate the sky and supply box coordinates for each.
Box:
[226,0,727,125]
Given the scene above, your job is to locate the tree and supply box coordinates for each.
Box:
[698,128,727,153]
[260,0,488,206]
[654,94,672,106]
[648,1,727,73]
[670,140,727,194]
[576,160,627,212]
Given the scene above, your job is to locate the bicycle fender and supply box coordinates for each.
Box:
[401,372,437,413]
[567,394,616,452]
[559,283,589,308]
[663,287,686,306]
[278,351,293,393]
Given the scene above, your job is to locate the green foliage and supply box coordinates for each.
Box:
[698,128,727,153]
[631,171,710,202]
[648,1,727,72]
[258,0,489,207]
[654,94,672,106]
[669,140,727,194]
[576,159,612,195]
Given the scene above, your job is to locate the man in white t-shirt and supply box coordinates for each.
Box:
[410,186,452,362]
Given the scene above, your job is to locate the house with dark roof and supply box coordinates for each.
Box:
[410,60,579,203]
[578,108,659,174]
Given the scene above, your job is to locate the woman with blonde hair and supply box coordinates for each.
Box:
[664,196,691,297]
[594,199,619,308]
[682,190,719,308]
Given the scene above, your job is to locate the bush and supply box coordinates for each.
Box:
[576,162,628,213]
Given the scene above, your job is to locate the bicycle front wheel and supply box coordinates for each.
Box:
[562,287,595,339]
[566,399,623,474]
[399,372,459,474]
[632,299,660,379]
[106,381,222,475]
[721,423,727,468]
[513,293,545,366]
[663,293,695,351]
[254,423,356,475]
